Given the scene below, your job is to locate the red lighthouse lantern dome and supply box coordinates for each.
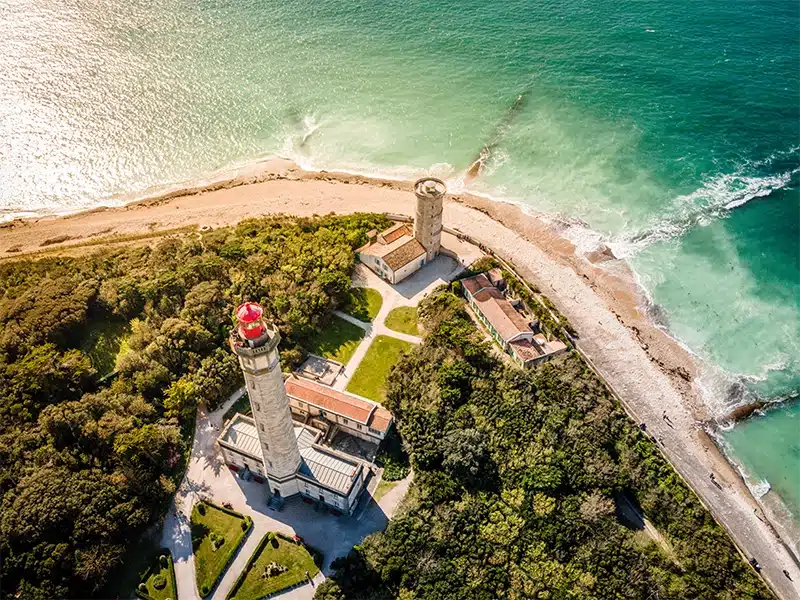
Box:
[236,302,266,340]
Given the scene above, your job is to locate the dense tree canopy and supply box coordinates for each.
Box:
[0,213,389,599]
[319,291,770,600]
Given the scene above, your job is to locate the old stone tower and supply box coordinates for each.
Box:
[229,302,301,497]
[413,177,445,262]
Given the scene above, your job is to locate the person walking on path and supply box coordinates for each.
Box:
[662,411,674,428]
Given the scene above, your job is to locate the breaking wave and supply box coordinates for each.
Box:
[610,163,799,258]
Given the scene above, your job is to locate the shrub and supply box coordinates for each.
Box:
[138,583,147,593]
[201,584,209,596]
[159,554,168,568]
[153,574,166,590]
[197,502,206,516]
[240,520,248,531]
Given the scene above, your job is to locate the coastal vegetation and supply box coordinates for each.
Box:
[346,335,414,402]
[227,532,319,600]
[342,287,383,322]
[317,290,771,600]
[307,315,366,365]
[0,213,390,599]
[384,306,420,336]
[191,501,251,597]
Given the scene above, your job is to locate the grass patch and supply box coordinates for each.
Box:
[223,392,252,425]
[307,315,365,365]
[346,335,414,402]
[342,287,382,322]
[373,480,399,504]
[192,502,251,597]
[227,533,319,600]
[79,319,131,376]
[135,550,177,600]
[384,306,420,336]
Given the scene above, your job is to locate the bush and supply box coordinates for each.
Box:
[240,520,248,531]
[201,584,210,596]
[159,554,168,568]
[197,502,206,516]
[138,583,147,593]
[153,574,166,590]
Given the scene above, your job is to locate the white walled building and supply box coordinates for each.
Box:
[285,376,392,444]
[223,302,367,514]
[357,177,446,284]
[218,413,364,513]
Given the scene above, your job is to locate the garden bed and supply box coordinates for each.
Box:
[226,533,320,600]
[191,501,253,597]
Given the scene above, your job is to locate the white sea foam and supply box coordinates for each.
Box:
[750,479,772,499]
[609,165,798,258]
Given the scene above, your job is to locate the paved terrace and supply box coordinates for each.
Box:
[160,389,411,600]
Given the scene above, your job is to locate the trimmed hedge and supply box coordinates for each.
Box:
[226,532,272,600]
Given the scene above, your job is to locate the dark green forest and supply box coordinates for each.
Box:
[316,291,770,600]
[0,213,389,599]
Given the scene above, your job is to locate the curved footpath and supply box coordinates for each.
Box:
[4,162,797,598]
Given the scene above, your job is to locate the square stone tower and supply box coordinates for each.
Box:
[229,302,301,497]
[413,177,446,262]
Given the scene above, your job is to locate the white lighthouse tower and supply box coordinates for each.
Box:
[229,302,301,498]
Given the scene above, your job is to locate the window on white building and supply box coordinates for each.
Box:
[369,427,380,435]
[342,418,349,425]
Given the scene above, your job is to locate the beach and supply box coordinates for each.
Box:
[1,160,798,597]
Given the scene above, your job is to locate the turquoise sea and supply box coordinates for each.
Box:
[2,0,798,527]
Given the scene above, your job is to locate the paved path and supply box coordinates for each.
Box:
[331,260,452,391]
[161,390,412,600]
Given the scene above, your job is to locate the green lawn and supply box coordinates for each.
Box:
[384,306,420,336]
[79,319,131,375]
[137,551,177,600]
[342,287,382,321]
[227,534,319,600]
[373,479,399,504]
[307,315,365,365]
[346,335,414,402]
[222,392,252,424]
[192,502,250,597]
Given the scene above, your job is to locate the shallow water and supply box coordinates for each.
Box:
[1,0,798,521]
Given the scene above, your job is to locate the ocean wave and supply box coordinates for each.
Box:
[609,162,799,258]
[749,479,772,499]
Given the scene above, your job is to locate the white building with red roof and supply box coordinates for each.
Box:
[357,178,445,284]
[461,270,567,367]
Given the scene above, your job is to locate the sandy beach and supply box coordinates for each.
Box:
[1,159,799,598]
